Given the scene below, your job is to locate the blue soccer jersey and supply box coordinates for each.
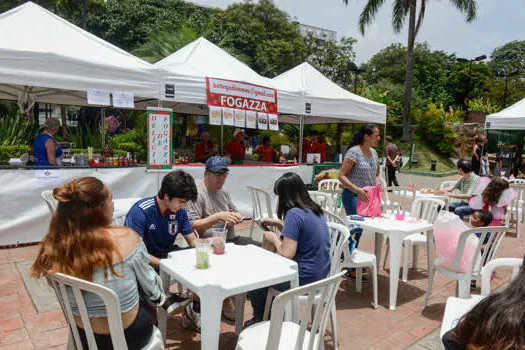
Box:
[125,196,192,258]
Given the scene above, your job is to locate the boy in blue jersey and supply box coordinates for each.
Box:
[125,170,198,269]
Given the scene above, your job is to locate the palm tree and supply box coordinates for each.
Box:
[343,0,476,141]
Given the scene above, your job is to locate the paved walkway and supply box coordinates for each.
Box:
[1,173,524,349]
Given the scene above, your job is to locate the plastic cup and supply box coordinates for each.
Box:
[395,212,405,221]
[409,183,415,189]
[211,228,226,255]
[195,239,211,269]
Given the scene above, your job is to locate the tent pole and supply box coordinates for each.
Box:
[383,123,387,185]
[299,115,304,164]
[220,123,224,155]
[101,108,106,149]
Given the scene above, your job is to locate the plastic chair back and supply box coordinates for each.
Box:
[449,226,507,276]
[266,271,346,350]
[309,191,336,213]
[46,272,127,350]
[323,210,344,225]
[382,186,415,212]
[439,180,461,204]
[326,222,351,275]
[246,186,274,221]
[41,190,58,215]
[410,198,445,224]
[318,179,342,192]
[481,257,523,296]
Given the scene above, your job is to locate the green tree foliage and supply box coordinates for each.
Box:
[213,0,306,77]
[305,35,357,89]
[447,62,494,107]
[491,40,525,76]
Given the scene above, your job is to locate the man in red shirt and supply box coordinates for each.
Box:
[225,128,245,164]
[253,135,277,162]
[194,132,217,163]
[300,131,318,163]
[313,132,327,162]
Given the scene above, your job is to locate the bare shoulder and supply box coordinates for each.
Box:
[110,227,142,258]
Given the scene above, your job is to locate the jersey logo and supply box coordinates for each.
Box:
[169,221,178,236]
[169,214,176,220]
[149,224,156,230]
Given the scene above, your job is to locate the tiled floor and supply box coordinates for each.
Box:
[1,219,523,350]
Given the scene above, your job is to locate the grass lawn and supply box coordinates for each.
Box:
[394,138,456,173]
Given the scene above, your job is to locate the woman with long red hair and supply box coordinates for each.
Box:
[32,177,164,349]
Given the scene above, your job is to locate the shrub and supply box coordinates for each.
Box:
[0,145,31,161]
[416,103,462,156]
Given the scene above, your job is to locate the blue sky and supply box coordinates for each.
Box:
[189,0,525,63]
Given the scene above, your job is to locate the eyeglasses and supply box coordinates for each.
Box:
[212,171,229,178]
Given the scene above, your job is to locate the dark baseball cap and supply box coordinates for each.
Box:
[205,156,229,172]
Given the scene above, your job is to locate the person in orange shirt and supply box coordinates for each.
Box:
[253,135,277,162]
[194,132,217,163]
[313,132,327,163]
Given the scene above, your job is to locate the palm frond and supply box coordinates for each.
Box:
[448,0,477,22]
[392,0,409,33]
[359,0,387,35]
[414,0,426,37]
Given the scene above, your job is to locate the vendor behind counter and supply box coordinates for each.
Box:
[225,128,246,164]
[253,135,277,162]
[33,117,62,166]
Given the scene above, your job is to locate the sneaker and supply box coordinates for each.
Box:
[162,293,189,315]
[184,303,201,333]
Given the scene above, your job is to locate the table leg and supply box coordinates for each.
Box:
[158,268,171,344]
[388,234,403,311]
[374,232,383,262]
[290,276,299,323]
[426,230,434,279]
[234,294,245,335]
[200,295,224,350]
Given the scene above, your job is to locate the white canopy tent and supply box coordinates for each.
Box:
[155,37,302,114]
[486,97,525,130]
[272,62,386,124]
[0,2,161,109]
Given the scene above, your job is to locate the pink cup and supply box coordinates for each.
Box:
[409,184,415,189]
[395,212,405,221]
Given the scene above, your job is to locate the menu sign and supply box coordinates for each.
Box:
[257,112,268,130]
[206,77,278,114]
[147,107,172,169]
[209,106,222,125]
[246,110,256,129]
[222,108,234,126]
[234,109,246,128]
[268,113,279,131]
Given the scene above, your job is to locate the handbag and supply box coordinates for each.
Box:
[356,184,383,217]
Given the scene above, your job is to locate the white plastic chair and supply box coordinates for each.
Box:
[41,190,58,215]
[382,186,415,213]
[439,257,523,349]
[263,221,349,350]
[439,180,461,205]
[424,226,508,307]
[400,198,445,282]
[246,186,275,240]
[309,190,337,213]
[318,179,343,216]
[324,210,378,308]
[505,183,525,238]
[46,272,164,350]
[236,271,346,350]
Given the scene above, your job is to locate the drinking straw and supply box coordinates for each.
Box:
[193,229,200,239]
[222,221,228,235]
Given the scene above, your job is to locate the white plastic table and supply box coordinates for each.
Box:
[158,244,299,350]
[439,295,484,349]
[347,216,434,310]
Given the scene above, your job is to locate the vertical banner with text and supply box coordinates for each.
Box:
[147,107,172,169]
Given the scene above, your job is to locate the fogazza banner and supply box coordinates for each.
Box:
[206,77,278,114]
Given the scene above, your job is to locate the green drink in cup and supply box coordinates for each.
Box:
[195,239,210,269]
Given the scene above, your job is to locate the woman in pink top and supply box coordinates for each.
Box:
[469,177,517,226]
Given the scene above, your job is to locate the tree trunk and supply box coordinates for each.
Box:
[60,105,68,137]
[335,123,343,154]
[401,0,417,142]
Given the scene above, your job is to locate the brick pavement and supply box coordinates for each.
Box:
[1,173,524,349]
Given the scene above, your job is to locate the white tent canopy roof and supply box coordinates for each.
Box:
[272,62,386,124]
[155,37,302,115]
[486,98,525,130]
[0,2,161,107]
